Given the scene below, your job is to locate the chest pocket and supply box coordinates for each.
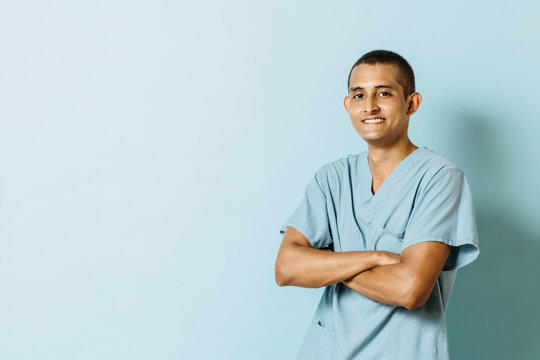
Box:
[342,206,409,252]
[370,204,410,253]
[370,187,418,253]
[370,225,404,253]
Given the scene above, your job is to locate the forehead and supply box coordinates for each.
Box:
[349,63,401,90]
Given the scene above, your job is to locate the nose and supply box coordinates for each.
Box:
[364,94,380,113]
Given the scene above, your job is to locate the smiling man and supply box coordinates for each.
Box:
[275,50,480,359]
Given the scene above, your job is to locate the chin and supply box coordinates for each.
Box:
[357,134,383,142]
[362,137,393,147]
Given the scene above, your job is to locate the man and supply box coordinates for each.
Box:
[275,49,479,359]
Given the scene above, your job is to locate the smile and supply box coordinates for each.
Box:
[362,118,385,123]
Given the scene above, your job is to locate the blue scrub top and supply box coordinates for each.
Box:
[279,147,479,360]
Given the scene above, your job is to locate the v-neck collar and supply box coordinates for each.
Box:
[356,146,428,223]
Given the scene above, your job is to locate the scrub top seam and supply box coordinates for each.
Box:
[401,234,479,248]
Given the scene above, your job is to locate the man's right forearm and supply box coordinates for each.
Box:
[275,244,385,288]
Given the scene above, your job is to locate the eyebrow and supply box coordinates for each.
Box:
[349,85,394,92]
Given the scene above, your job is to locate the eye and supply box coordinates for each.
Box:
[379,91,391,96]
[353,93,364,99]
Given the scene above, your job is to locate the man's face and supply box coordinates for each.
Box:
[344,63,418,147]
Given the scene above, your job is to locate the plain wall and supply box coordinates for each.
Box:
[1,1,539,359]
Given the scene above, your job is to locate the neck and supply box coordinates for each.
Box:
[366,139,419,182]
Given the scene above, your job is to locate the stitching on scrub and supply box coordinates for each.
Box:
[402,226,477,247]
[421,167,464,195]
[374,224,405,240]
[314,164,328,199]
[402,235,478,248]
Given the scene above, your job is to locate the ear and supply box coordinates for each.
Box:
[406,92,422,116]
[343,96,350,113]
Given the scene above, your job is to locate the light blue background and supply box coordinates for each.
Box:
[1,1,539,359]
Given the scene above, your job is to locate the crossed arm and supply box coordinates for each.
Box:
[275,227,452,310]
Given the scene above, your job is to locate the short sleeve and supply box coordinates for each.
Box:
[401,169,480,271]
[278,167,333,249]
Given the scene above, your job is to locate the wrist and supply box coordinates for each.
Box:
[359,251,384,269]
[373,251,387,266]
[376,250,401,266]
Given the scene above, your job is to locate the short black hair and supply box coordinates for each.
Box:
[347,50,415,99]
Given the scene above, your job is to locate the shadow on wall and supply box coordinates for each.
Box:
[447,210,540,359]
[442,112,540,359]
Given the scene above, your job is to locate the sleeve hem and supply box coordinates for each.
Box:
[279,221,316,248]
[401,236,479,271]
[402,234,478,249]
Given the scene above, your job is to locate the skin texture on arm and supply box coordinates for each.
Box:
[275,227,400,288]
[341,241,452,310]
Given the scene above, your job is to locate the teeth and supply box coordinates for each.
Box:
[363,118,385,123]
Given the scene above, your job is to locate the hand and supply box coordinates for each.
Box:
[377,251,401,266]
